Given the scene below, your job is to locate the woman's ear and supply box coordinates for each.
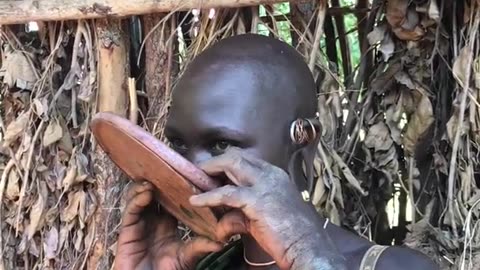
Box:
[287,136,320,198]
[302,136,320,196]
[287,117,321,198]
[287,147,307,192]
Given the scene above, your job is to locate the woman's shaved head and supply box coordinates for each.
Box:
[174,34,317,120]
[166,34,317,174]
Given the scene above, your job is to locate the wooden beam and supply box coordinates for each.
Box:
[0,0,306,25]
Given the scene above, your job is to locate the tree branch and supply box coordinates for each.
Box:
[0,0,307,25]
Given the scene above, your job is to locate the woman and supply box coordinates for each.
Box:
[113,34,437,270]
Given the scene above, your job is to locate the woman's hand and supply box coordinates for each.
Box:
[190,148,347,270]
[114,182,222,270]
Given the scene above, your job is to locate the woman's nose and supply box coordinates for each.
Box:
[188,150,212,166]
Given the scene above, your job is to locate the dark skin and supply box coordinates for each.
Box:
[113,34,439,270]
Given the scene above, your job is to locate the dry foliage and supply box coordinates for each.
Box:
[0,0,479,269]
[0,21,98,269]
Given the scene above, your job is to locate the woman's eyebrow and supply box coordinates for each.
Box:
[202,127,250,141]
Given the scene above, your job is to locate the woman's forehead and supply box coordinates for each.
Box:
[169,68,267,131]
[167,53,299,140]
[167,91,260,137]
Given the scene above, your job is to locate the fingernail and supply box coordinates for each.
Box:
[142,181,149,185]
[189,195,200,205]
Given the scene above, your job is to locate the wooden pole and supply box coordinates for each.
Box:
[96,19,129,115]
[89,18,129,269]
[0,0,308,25]
[354,0,369,52]
[330,0,352,84]
[308,0,327,71]
[142,14,175,136]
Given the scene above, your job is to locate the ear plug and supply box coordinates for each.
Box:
[289,118,319,144]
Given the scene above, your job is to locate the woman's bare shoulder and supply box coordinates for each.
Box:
[376,246,439,270]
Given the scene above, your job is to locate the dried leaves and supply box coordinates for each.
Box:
[61,190,86,223]
[330,150,366,196]
[1,21,98,269]
[42,119,64,147]
[2,111,30,147]
[386,0,409,27]
[6,170,20,201]
[428,0,441,22]
[0,47,37,90]
[386,0,425,41]
[364,1,480,268]
[365,122,394,151]
[27,182,48,240]
[403,94,434,156]
[453,47,473,88]
[368,23,395,61]
[44,227,59,260]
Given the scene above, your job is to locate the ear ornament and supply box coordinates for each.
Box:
[289,118,319,145]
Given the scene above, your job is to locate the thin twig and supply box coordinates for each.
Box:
[0,159,15,266]
[72,88,78,128]
[340,0,382,146]
[308,2,327,71]
[264,5,279,36]
[128,78,138,124]
[165,15,176,99]
[446,7,480,239]
[50,20,83,111]
[461,197,480,270]
[0,114,25,182]
[79,222,96,269]
[317,141,335,200]
[137,8,182,66]
[15,120,46,235]
[251,6,260,33]
[408,157,416,224]
[5,27,40,80]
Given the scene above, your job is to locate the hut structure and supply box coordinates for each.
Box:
[0,0,479,269]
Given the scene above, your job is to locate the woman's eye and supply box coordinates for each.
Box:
[212,141,231,152]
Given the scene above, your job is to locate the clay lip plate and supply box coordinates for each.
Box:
[90,112,220,240]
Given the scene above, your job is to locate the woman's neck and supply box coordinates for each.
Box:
[242,235,277,269]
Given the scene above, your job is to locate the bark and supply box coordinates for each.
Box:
[142,14,177,139]
[0,0,307,25]
[97,20,129,116]
[290,2,312,56]
[88,18,129,269]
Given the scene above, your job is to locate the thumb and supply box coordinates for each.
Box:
[179,237,223,268]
